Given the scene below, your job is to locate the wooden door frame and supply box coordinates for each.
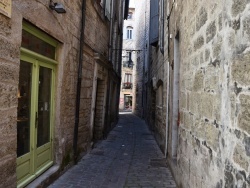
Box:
[17,22,58,188]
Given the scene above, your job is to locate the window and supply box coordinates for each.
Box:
[123,73,133,89]
[22,30,56,59]
[124,73,132,83]
[127,12,133,19]
[126,27,133,39]
[150,0,159,46]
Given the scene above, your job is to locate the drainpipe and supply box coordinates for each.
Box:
[116,0,124,119]
[142,49,145,117]
[105,0,114,133]
[160,0,164,54]
[165,62,170,157]
[73,0,86,164]
[142,1,147,118]
[108,0,114,62]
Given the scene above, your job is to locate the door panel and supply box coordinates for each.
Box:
[17,60,34,184]
[37,66,52,147]
[16,153,32,181]
[17,61,32,157]
[36,65,53,172]
[36,143,51,170]
[17,57,54,187]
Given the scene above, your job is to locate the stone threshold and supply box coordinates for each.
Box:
[26,165,60,188]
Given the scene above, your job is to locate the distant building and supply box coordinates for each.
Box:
[119,6,136,112]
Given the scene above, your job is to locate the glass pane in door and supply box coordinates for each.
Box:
[17,61,32,157]
[37,67,52,147]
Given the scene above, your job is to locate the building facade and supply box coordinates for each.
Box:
[133,0,150,117]
[144,0,250,187]
[119,6,136,112]
[0,0,127,187]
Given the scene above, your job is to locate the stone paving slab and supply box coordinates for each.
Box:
[49,113,177,188]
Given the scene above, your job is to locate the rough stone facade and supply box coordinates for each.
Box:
[0,0,124,187]
[169,0,250,187]
[144,0,250,187]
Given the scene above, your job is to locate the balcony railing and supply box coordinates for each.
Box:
[122,82,133,89]
[123,61,133,69]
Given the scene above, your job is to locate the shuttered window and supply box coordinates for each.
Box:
[124,73,132,83]
[150,0,159,46]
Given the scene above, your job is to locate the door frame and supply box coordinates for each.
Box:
[17,21,58,188]
[17,49,56,188]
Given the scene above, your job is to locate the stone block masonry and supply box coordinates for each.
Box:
[165,0,250,187]
[0,3,22,187]
[0,0,123,187]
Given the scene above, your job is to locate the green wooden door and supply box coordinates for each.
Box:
[17,52,55,188]
[17,58,34,187]
[35,62,54,173]
[17,22,57,188]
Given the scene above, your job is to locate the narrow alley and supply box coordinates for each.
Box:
[1,0,250,187]
[48,113,176,188]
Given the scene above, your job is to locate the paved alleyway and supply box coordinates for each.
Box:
[49,113,176,188]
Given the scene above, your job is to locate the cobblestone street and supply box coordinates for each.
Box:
[49,113,176,188]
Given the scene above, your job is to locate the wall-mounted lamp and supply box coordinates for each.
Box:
[49,0,66,13]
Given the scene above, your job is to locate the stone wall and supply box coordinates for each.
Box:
[0,0,121,187]
[148,46,166,151]
[134,0,169,153]
[0,1,83,186]
[0,4,22,187]
[134,0,150,117]
[166,0,250,187]
[138,0,167,152]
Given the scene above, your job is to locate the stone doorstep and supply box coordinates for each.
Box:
[26,165,60,188]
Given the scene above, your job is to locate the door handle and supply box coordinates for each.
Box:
[35,112,38,128]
